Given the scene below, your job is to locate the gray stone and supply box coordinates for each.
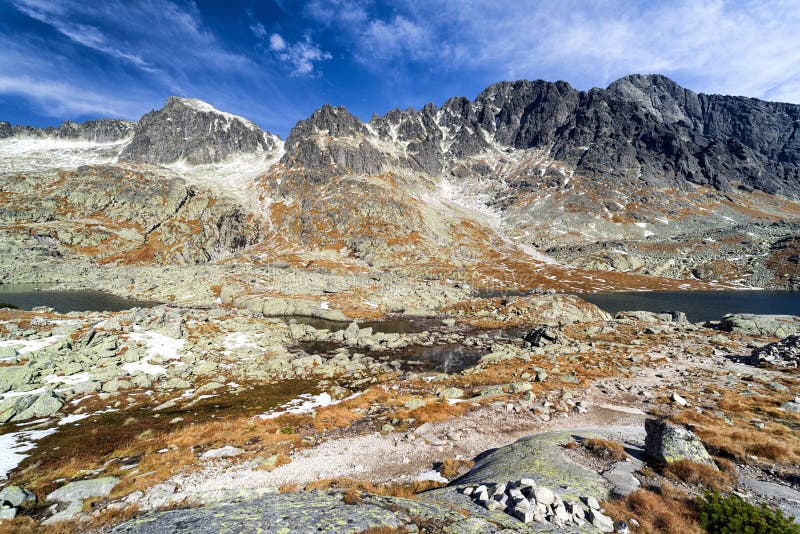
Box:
[588,508,615,532]
[644,418,715,466]
[721,314,800,338]
[111,490,464,534]
[47,476,120,504]
[0,486,36,507]
[201,446,244,459]
[403,398,426,410]
[0,366,33,393]
[754,334,800,368]
[437,387,464,400]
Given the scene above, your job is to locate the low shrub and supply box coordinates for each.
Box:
[698,491,800,534]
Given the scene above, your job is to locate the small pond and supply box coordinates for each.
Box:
[299,341,485,374]
[0,284,159,313]
[580,290,800,323]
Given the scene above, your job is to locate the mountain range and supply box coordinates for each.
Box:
[1,74,799,292]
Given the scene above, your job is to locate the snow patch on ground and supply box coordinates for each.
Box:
[123,331,186,376]
[0,428,57,480]
[258,392,362,420]
[223,332,258,350]
[0,335,63,355]
[164,147,284,211]
[414,469,448,483]
[44,372,92,386]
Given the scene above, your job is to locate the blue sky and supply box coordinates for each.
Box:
[2,0,800,137]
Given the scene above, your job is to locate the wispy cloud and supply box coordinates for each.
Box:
[3,0,308,132]
[321,0,800,103]
[267,33,332,77]
[11,0,150,68]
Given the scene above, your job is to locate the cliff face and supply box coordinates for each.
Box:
[119,97,280,165]
[0,119,135,142]
[283,74,799,198]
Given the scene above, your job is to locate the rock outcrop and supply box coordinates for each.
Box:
[644,418,715,467]
[0,119,134,142]
[720,314,800,338]
[280,74,800,198]
[753,334,800,368]
[119,97,279,165]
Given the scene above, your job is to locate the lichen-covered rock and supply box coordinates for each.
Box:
[427,431,610,505]
[720,314,800,338]
[0,486,36,507]
[644,418,715,467]
[753,334,800,368]
[0,391,64,423]
[110,490,464,534]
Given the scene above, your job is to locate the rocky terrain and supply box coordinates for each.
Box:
[0,74,799,533]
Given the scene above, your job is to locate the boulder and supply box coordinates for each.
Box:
[200,446,244,460]
[47,476,120,504]
[0,391,64,423]
[644,419,715,467]
[720,314,800,338]
[0,366,34,393]
[45,476,119,523]
[753,334,800,368]
[0,486,36,507]
[522,327,560,347]
[437,387,464,400]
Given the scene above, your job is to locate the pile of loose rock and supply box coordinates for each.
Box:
[460,479,615,531]
[753,333,800,368]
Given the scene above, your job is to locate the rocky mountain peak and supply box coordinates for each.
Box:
[119,96,278,166]
[0,119,134,142]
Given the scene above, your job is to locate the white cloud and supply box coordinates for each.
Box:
[250,21,267,39]
[304,0,369,26]
[327,0,800,103]
[268,34,332,76]
[11,0,150,68]
[3,0,305,132]
[269,33,287,51]
[360,15,429,61]
[0,74,146,118]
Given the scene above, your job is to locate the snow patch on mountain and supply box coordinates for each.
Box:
[0,136,130,174]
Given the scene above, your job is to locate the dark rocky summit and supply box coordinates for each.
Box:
[0,119,134,142]
[118,97,278,165]
[284,74,800,198]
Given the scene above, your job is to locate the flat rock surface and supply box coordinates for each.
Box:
[111,490,464,534]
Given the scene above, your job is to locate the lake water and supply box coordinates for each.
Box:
[278,315,432,334]
[299,340,485,374]
[0,284,158,313]
[580,290,800,323]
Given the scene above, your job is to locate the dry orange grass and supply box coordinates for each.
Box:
[672,390,800,467]
[582,438,628,462]
[437,458,475,479]
[0,504,141,534]
[304,478,444,499]
[603,484,702,534]
[662,459,734,492]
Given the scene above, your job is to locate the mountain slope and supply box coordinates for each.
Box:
[1,74,799,293]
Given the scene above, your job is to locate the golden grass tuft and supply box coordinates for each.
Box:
[582,437,628,462]
[436,458,475,479]
[304,478,444,499]
[603,484,702,534]
[662,459,734,492]
[0,504,142,534]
